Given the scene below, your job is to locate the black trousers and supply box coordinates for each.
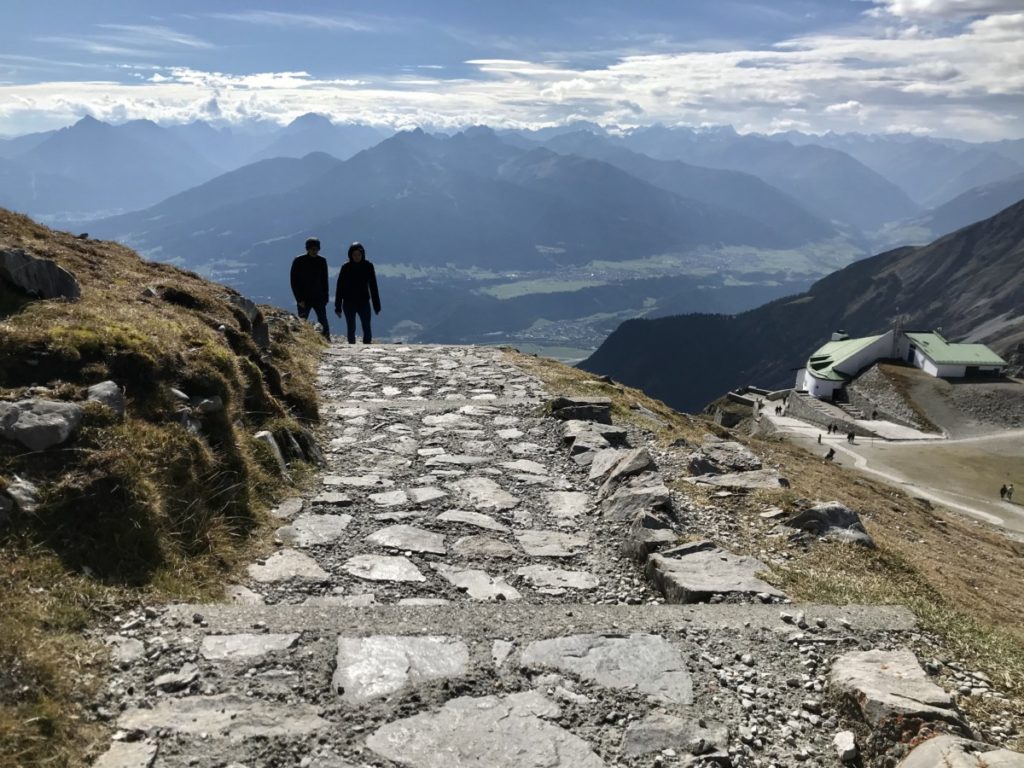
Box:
[298,302,330,338]
[342,302,372,344]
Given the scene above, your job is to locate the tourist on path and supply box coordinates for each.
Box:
[1001,484,1008,499]
[335,241,381,344]
[290,237,330,340]
[1009,483,1015,502]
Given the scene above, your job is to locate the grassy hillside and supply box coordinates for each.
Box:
[0,210,323,767]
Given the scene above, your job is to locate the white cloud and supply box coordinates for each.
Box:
[208,11,371,31]
[872,0,1024,17]
[825,100,864,115]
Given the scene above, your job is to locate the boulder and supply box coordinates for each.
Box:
[601,477,673,522]
[686,436,762,475]
[690,469,789,491]
[645,542,786,603]
[598,448,656,496]
[830,649,963,727]
[549,396,612,425]
[560,420,629,448]
[254,430,287,473]
[0,399,84,451]
[87,381,125,417]
[0,249,80,300]
[5,477,39,513]
[784,502,875,547]
[621,509,678,563]
[897,735,1024,767]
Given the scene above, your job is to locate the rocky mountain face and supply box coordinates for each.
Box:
[580,199,1024,412]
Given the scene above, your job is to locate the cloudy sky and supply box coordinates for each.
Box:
[1,0,1022,139]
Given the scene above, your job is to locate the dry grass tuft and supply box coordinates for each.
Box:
[0,209,323,766]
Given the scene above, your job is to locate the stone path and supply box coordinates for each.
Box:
[92,345,1022,768]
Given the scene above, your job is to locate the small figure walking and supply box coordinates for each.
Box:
[1000,484,1008,499]
[825,447,835,461]
[334,241,382,344]
[1008,483,1015,502]
[847,430,855,443]
[290,237,330,340]
[817,433,822,444]
[871,408,878,420]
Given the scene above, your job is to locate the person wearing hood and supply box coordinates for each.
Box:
[334,241,381,344]
[290,237,330,340]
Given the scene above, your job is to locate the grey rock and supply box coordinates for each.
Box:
[515,530,588,557]
[333,635,469,703]
[278,513,353,547]
[105,635,145,664]
[200,633,299,660]
[253,430,287,473]
[398,598,450,606]
[118,694,327,738]
[550,397,613,425]
[521,633,692,704]
[92,740,157,768]
[366,691,607,768]
[561,419,629,448]
[408,486,447,504]
[515,565,599,590]
[687,437,762,475]
[366,524,446,554]
[86,381,125,417]
[588,448,630,481]
[224,584,264,605]
[646,543,786,603]
[691,468,789,490]
[785,501,875,547]
[601,479,673,522]
[436,509,509,532]
[433,564,521,601]
[268,497,304,519]
[323,474,394,488]
[369,489,410,506]
[830,649,962,726]
[0,399,84,451]
[622,510,678,562]
[0,249,80,300]
[227,293,270,349]
[344,554,426,582]
[5,477,39,513]
[833,731,858,763]
[311,491,353,507]
[897,735,1024,767]
[423,412,481,429]
[154,662,199,692]
[598,448,657,494]
[304,594,376,607]
[426,454,490,467]
[621,713,728,757]
[452,535,518,559]
[499,459,548,475]
[492,640,515,668]
[544,491,590,524]
[247,550,329,583]
[450,477,519,511]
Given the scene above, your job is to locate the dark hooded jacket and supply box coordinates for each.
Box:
[335,257,381,314]
[290,253,329,305]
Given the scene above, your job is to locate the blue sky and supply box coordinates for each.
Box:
[1,0,1022,139]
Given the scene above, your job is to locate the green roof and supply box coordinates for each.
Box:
[905,332,1006,366]
[805,335,883,381]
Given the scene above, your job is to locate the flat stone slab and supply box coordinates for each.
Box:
[225,584,264,605]
[897,735,1024,767]
[690,469,787,490]
[370,489,410,507]
[323,474,395,488]
[499,459,548,475]
[366,524,446,554]
[118,694,328,739]
[269,497,304,519]
[601,481,673,521]
[515,530,588,557]
[247,550,329,583]
[452,535,518,559]
[277,514,353,547]
[333,635,469,703]
[92,740,158,768]
[436,508,510,532]
[515,565,599,590]
[521,633,692,704]
[831,649,962,726]
[311,492,353,506]
[621,713,728,758]
[105,635,145,664]
[426,454,490,467]
[398,598,450,606]
[423,413,481,429]
[645,544,785,603]
[688,438,762,474]
[408,487,447,504]
[200,633,299,660]
[450,477,519,511]
[366,691,607,768]
[433,564,522,601]
[343,554,426,583]
[544,491,590,524]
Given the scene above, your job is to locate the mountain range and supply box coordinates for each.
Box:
[580,198,1024,412]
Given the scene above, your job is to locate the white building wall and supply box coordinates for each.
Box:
[832,330,896,378]
[795,368,807,390]
[806,375,842,400]
[933,362,966,377]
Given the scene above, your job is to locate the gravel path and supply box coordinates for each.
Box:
[90,344,1015,768]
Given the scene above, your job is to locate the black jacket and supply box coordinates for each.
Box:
[335,259,381,313]
[290,254,329,305]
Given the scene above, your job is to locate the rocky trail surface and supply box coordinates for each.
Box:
[92,345,1023,768]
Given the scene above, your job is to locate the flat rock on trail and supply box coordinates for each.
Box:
[92,344,973,768]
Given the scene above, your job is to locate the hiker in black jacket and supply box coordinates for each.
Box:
[290,237,330,340]
[334,241,381,344]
